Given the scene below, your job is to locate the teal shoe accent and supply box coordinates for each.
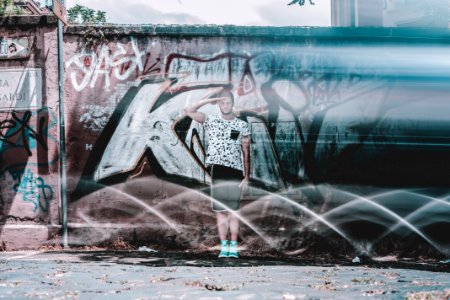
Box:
[228,241,238,258]
[218,240,229,258]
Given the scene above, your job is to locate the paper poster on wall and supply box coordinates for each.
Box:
[0,68,42,111]
[0,37,31,60]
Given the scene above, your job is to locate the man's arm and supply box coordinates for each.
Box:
[239,135,250,187]
[183,88,225,123]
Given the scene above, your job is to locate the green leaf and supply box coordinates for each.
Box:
[67,4,107,24]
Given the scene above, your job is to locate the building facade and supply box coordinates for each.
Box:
[331,0,449,27]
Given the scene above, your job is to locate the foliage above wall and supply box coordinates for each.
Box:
[288,0,316,6]
[0,0,24,15]
[67,4,106,24]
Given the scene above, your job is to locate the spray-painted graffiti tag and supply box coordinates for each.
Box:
[0,108,58,174]
[13,169,53,212]
[0,110,47,156]
[74,51,394,197]
[66,40,161,92]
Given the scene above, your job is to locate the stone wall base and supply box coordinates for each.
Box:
[0,225,61,251]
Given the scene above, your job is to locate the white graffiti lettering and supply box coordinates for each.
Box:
[66,39,145,92]
[94,81,207,182]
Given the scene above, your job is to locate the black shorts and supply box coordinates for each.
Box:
[210,164,244,212]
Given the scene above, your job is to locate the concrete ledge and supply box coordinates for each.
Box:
[66,24,450,42]
[0,15,57,27]
[0,224,60,250]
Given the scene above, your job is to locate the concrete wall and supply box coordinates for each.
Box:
[0,16,60,250]
[62,26,450,256]
[1,21,449,255]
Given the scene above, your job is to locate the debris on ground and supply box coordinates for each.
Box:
[138,246,158,252]
[352,256,361,263]
[405,289,450,300]
[0,251,448,299]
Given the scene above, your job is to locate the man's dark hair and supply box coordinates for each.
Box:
[212,88,234,104]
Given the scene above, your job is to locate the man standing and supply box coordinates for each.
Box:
[184,87,250,258]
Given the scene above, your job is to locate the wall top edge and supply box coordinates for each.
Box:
[64,24,450,40]
[0,15,57,26]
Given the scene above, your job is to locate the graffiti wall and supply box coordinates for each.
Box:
[0,17,60,250]
[64,27,449,256]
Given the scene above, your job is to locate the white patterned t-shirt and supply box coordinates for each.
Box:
[204,114,249,172]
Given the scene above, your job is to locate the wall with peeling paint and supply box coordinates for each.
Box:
[1,22,449,255]
[0,16,60,250]
[61,26,450,256]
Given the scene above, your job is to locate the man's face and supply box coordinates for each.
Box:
[218,97,234,115]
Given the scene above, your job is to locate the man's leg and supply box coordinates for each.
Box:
[216,211,229,241]
[228,212,240,258]
[216,211,230,257]
[229,212,239,242]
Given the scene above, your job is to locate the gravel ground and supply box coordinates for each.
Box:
[0,251,449,299]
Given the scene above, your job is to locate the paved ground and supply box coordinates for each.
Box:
[0,251,449,299]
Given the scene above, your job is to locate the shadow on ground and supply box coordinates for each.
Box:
[59,250,450,272]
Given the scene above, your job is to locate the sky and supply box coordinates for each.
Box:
[66,0,331,26]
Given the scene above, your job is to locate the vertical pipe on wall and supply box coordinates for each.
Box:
[56,1,68,248]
